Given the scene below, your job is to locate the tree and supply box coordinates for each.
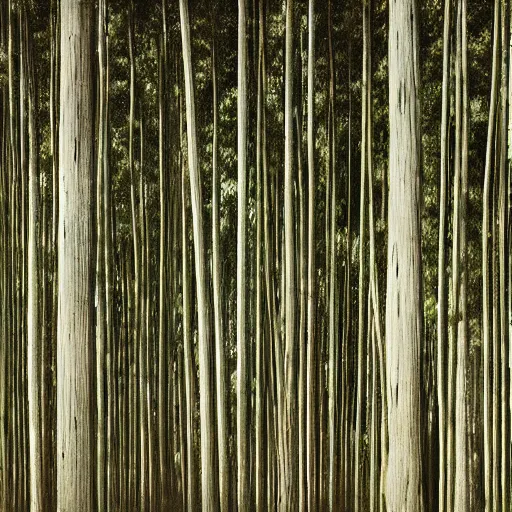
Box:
[306,1,317,510]
[283,0,298,509]
[57,0,94,509]
[179,0,218,509]
[236,0,249,509]
[26,5,42,510]
[385,0,425,510]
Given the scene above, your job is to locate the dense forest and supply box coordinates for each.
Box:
[0,0,510,510]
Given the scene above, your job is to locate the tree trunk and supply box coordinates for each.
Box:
[306,1,317,509]
[212,25,229,512]
[385,0,425,510]
[437,0,451,509]
[236,1,249,509]
[482,0,499,505]
[26,7,43,509]
[284,0,298,509]
[454,0,470,508]
[57,0,94,509]
[179,1,217,508]
[96,0,108,508]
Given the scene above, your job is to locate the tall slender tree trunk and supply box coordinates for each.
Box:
[498,2,510,510]
[179,1,218,508]
[212,26,229,512]
[482,3,499,507]
[255,2,265,508]
[454,0,470,508]
[437,0,451,509]
[385,0,424,510]
[127,7,141,507]
[306,1,317,509]
[57,0,94,509]
[237,1,249,509]
[157,23,170,509]
[182,162,197,512]
[355,0,369,506]
[284,0,298,508]
[26,7,42,509]
[327,3,337,508]
[96,0,108,508]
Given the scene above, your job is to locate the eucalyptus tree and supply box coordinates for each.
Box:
[212,17,229,512]
[385,0,425,510]
[57,0,94,509]
[482,0,500,509]
[283,0,298,508]
[453,0,470,508]
[497,1,510,509]
[437,0,451,508]
[306,1,317,510]
[236,1,249,510]
[95,0,108,509]
[26,5,42,510]
[179,0,218,508]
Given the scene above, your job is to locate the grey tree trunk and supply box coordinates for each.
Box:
[326,3,337,508]
[179,0,218,508]
[236,1,249,510]
[306,1,317,509]
[157,30,169,509]
[385,0,425,510]
[283,0,298,509]
[355,0,368,505]
[26,7,42,510]
[212,29,229,512]
[437,0,451,509]
[498,2,510,510]
[454,0,469,508]
[182,164,197,512]
[482,2,500,508]
[255,3,265,508]
[57,0,94,509]
[96,0,108,508]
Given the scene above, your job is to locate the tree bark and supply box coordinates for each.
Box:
[26,7,43,510]
[306,1,317,509]
[284,0,298,509]
[212,26,229,512]
[385,0,425,510]
[179,1,217,508]
[57,0,94,509]
[236,1,249,509]
[437,0,451,509]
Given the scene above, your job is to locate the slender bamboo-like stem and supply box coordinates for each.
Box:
[437,0,451,509]
[306,1,317,509]
[212,24,229,512]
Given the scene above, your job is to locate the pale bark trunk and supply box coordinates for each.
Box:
[182,163,197,512]
[498,2,510,510]
[236,1,249,509]
[57,0,94,509]
[179,1,217,508]
[26,7,42,509]
[96,0,107,508]
[327,3,337,509]
[157,22,170,508]
[386,0,424,510]
[284,0,298,508]
[355,0,368,505]
[306,1,317,509]
[437,0,451,509]
[454,0,469,508]
[212,29,229,512]
[255,3,265,508]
